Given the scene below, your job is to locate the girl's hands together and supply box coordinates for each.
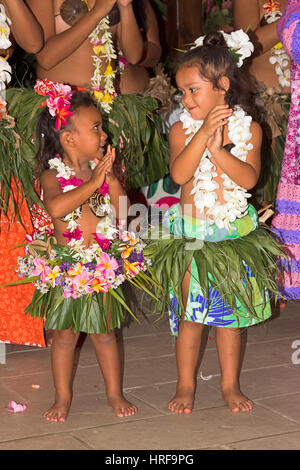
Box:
[207,126,224,156]
[104,145,117,182]
[90,152,112,188]
[200,105,232,140]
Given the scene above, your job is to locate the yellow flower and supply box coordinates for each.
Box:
[273,42,283,50]
[124,260,140,276]
[93,44,106,56]
[104,64,116,77]
[67,262,84,277]
[93,90,104,101]
[102,92,114,103]
[45,266,62,287]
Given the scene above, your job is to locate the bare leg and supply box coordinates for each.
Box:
[168,270,204,414]
[90,331,137,418]
[215,327,253,413]
[43,328,79,422]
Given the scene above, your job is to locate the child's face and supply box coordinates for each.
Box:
[70,105,107,159]
[176,66,226,121]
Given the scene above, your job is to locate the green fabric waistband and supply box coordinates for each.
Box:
[163,204,258,242]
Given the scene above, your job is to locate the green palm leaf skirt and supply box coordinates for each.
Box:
[143,204,287,335]
[25,285,126,334]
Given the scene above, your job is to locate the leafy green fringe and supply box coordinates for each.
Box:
[0,88,45,219]
[25,285,131,334]
[143,224,287,321]
[102,94,169,189]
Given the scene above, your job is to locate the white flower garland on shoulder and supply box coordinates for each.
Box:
[0,4,12,93]
[181,30,255,231]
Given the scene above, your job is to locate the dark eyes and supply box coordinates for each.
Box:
[178,88,198,96]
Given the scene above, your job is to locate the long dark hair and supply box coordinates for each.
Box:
[35,92,97,177]
[176,31,256,119]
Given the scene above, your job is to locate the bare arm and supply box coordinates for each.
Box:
[26,0,116,70]
[169,122,207,186]
[117,0,143,64]
[41,155,111,219]
[1,0,43,53]
[233,0,281,55]
[138,0,161,67]
[117,0,161,67]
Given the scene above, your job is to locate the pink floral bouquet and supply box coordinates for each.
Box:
[11,228,158,334]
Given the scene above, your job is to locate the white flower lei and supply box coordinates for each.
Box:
[0,4,12,93]
[89,15,117,113]
[263,1,290,88]
[180,106,253,230]
[48,157,115,261]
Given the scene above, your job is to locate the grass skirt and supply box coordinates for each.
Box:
[143,204,287,334]
[26,284,126,334]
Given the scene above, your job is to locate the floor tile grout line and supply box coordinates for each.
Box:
[253,400,300,426]
[0,413,173,445]
[201,428,300,450]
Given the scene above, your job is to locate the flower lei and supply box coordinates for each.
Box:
[0,4,12,94]
[263,1,290,88]
[180,106,253,230]
[82,0,117,113]
[48,156,113,254]
[193,29,254,68]
[17,157,150,298]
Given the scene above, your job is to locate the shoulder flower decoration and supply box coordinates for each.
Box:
[193,29,254,68]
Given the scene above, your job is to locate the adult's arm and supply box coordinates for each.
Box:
[1,0,43,53]
[26,0,116,70]
[233,0,281,55]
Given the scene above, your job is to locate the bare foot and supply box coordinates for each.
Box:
[108,394,138,418]
[168,386,194,414]
[43,398,71,422]
[222,387,253,413]
[278,300,287,309]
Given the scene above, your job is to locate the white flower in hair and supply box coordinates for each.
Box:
[222,30,254,67]
[192,29,254,68]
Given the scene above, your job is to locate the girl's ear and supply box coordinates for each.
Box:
[60,129,75,148]
[218,75,230,94]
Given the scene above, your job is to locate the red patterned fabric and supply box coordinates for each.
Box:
[0,181,45,347]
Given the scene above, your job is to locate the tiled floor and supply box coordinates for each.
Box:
[0,300,300,450]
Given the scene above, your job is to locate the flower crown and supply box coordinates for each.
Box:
[34,79,74,130]
[192,29,254,68]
